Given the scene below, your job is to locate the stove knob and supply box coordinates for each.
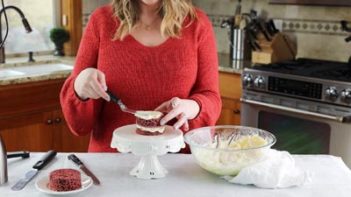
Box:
[325,87,338,101]
[242,74,253,87]
[341,89,351,103]
[254,76,265,89]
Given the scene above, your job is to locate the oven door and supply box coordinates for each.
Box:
[241,98,351,167]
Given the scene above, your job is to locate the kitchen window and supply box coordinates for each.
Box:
[2,0,60,55]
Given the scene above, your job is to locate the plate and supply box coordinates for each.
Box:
[35,174,93,195]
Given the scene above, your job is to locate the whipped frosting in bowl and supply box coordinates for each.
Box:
[184,126,276,176]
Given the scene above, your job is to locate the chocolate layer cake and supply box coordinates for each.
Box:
[48,169,82,192]
[135,111,165,135]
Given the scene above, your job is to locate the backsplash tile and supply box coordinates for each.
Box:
[194,0,351,62]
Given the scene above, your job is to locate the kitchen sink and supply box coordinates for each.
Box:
[0,69,25,79]
[10,63,73,75]
[0,63,73,80]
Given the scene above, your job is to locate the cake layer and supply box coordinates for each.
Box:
[49,169,82,192]
[136,124,166,133]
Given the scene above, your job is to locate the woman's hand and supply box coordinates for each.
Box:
[155,97,200,131]
[74,68,110,101]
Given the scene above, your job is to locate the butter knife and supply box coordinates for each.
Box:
[11,150,57,191]
[68,154,100,185]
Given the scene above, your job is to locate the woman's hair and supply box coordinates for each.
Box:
[112,0,197,40]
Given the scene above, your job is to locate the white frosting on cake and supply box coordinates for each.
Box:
[135,110,163,120]
[136,125,166,133]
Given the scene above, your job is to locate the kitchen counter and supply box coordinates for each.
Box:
[0,53,245,86]
[1,153,351,197]
[0,55,75,86]
[218,53,252,74]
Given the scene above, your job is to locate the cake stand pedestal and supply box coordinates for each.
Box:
[110,124,185,179]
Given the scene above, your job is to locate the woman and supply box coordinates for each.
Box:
[60,0,221,152]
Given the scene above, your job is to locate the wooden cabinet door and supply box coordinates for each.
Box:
[53,110,90,152]
[218,72,242,125]
[217,97,241,125]
[219,72,242,100]
[0,111,55,152]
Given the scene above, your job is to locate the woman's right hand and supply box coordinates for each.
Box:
[74,68,110,101]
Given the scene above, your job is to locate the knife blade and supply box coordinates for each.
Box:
[11,150,57,191]
[68,154,100,185]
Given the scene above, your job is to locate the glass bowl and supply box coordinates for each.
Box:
[184,125,276,176]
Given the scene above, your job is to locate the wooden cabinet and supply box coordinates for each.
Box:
[0,79,89,152]
[53,110,90,152]
[217,97,241,125]
[0,111,56,152]
[217,71,242,125]
[61,0,83,56]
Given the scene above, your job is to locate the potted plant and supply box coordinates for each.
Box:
[50,27,70,56]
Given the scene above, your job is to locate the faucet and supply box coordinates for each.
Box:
[0,134,7,184]
[0,5,32,63]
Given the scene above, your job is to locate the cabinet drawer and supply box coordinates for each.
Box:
[217,97,241,125]
[0,79,65,118]
[219,72,242,99]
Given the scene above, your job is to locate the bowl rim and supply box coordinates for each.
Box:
[184,125,277,152]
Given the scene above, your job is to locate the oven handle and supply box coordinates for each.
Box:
[240,98,351,123]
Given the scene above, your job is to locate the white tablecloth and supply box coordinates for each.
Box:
[1,153,351,197]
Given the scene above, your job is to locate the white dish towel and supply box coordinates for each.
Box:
[223,149,311,189]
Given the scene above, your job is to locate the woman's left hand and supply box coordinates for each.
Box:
[155,97,200,131]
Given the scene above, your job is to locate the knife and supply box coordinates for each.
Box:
[7,151,30,159]
[255,19,272,41]
[247,29,262,51]
[267,19,279,34]
[68,154,100,185]
[11,150,57,191]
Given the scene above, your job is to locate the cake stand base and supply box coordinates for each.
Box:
[130,155,168,179]
[111,124,185,179]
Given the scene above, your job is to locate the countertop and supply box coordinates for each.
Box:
[1,153,351,197]
[218,53,251,74]
[0,53,245,86]
[0,55,75,86]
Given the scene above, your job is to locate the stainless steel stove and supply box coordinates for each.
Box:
[240,58,351,168]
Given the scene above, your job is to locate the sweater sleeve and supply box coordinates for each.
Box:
[188,14,222,128]
[60,11,103,136]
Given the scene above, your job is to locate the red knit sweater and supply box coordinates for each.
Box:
[60,5,221,152]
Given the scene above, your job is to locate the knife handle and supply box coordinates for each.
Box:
[68,154,83,166]
[7,151,30,159]
[106,90,120,104]
[33,150,57,170]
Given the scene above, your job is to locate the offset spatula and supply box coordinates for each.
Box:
[11,150,57,191]
[106,90,136,115]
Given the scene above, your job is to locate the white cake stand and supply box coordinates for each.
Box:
[110,124,185,179]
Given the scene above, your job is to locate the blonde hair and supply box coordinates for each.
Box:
[112,0,196,40]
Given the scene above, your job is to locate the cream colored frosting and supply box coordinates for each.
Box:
[193,135,268,176]
[136,124,166,133]
[135,110,163,120]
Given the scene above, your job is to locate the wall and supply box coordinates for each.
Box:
[82,0,111,28]
[193,0,351,62]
